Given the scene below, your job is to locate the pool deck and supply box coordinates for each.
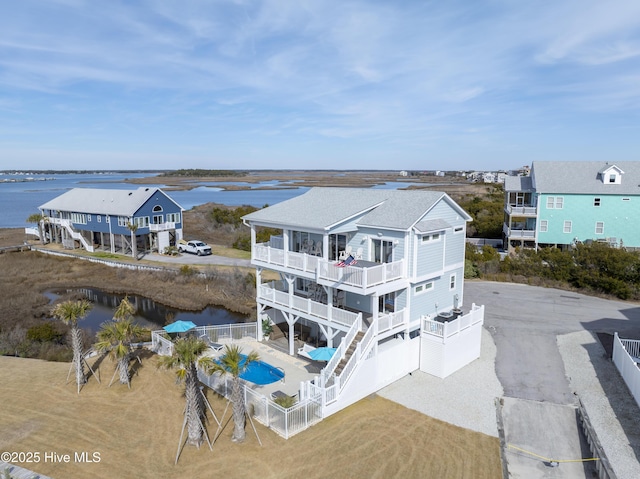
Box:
[206,339,320,399]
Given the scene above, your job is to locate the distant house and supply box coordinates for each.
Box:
[35,187,183,257]
[504,161,640,251]
[243,187,485,417]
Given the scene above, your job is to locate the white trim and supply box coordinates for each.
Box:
[563,220,572,233]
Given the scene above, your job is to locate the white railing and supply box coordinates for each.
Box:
[59,219,95,252]
[245,387,323,439]
[253,244,318,274]
[254,243,405,290]
[336,320,376,392]
[321,315,362,385]
[506,205,537,215]
[151,330,174,356]
[149,221,176,232]
[378,309,407,334]
[613,333,640,410]
[258,282,360,329]
[150,323,257,357]
[421,304,485,342]
[194,323,258,343]
[197,367,322,439]
[317,259,405,289]
[503,224,535,239]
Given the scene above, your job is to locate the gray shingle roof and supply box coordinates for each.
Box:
[504,175,533,192]
[531,161,640,195]
[243,187,467,231]
[39,187,179,215]
[414,218,452,233]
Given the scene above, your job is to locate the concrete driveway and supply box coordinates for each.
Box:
[465,281,640,404]
[465,281,640,478]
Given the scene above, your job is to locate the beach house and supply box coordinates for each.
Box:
[242,187,485,417]
[504,161,640,251]
[35,187,183,256]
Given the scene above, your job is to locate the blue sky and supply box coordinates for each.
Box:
[1,0,639,171]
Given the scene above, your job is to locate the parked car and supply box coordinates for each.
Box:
[177,240,212,256]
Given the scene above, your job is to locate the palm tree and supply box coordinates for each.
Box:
[94,318,145,387]
[26,213,47,245]
[51,299,92,394]
[113,295,136,322]
[202,344,259,443]
[157,336,209,448]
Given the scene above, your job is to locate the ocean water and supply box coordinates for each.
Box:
[0,173,309,229]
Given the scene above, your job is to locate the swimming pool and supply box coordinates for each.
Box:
[234,355,285,385]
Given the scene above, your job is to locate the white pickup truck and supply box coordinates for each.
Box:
[177,240,212,256]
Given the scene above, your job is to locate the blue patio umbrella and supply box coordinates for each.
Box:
[308,347,337,362]
[163,320,197,333]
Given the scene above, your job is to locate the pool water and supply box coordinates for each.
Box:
[227,355,285,385]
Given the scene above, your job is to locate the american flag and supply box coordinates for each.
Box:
[336,255,357,267]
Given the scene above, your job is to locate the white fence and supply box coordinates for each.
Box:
[612,333,640,410]
[197,364,323,439]
[421,304,485,342]
[151,323,257,356]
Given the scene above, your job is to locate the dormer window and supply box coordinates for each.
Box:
[599,164,624,185]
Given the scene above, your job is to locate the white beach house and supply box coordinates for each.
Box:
[242,187,485,418]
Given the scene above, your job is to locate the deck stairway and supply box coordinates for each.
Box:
[334,331,365,376]
[59,219,94,252]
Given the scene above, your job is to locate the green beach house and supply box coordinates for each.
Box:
[504,161,640,251]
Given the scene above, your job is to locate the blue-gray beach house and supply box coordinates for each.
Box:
[35,187,183,257]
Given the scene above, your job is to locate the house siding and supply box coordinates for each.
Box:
[537,193,640,246]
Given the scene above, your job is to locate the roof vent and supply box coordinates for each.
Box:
[145,188,149,191]
[128,192,132,196]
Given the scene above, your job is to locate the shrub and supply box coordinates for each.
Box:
[273,394,297,408]
[26,322,64,343]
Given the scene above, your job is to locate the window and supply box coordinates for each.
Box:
[415,282,434,295]
[97,215,101,223]
[422,233,442,243]
[153,205,163,212]
[563,220,572,233]
[609,174,616,183]
[153,214,163,225]
[539,220,548,232]
[135,216,149,228]
[106,216,110,224]
[546,197,555,209]
[88,215,91,222]
[555,197,564,209]
[71,213,87,224]
[595,222,604,235]
[454,226,463,234]
[167,212,180,223]
[623,198,630,201]
[449,274,456,291]
[118,216,128,227]
[594,198,600,207]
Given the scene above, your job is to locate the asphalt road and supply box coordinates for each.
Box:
[465,281,640,404]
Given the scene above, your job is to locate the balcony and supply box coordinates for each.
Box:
[253,243,406,292]
[503,224,535,239]
[149,222,177,232]
[317,259,405,292]
[505,205,537,216]
[257,282,361,330]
